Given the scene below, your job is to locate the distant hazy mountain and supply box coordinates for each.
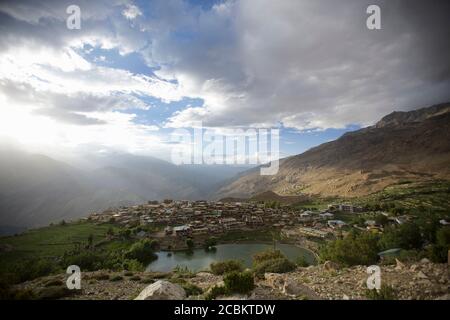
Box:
[0,148,249,231]
[215,102,450,199]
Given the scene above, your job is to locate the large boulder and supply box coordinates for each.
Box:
[135,280,186,300]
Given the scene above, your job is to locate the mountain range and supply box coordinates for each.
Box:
[0,148,248,232]
[215,102,450,199]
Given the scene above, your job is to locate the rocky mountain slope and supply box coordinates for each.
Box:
[215,102,450,199]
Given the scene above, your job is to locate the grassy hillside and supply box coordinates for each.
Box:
[353,180,450,213]
[0,221,120,272]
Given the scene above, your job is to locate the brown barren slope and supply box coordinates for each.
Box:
[216,103,450,198]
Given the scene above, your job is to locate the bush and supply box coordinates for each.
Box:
[124,239,157,264]
[173,265,194,278]
[110,275,123,282]
[295,257,310,267]
[43,279,64,287]
[374,214,389,226]
[204,285,228,300]
[223,271,254,294]
[427,227,450,263]
[253,249,284,266]
[61,250,106,271]
[92,272,110,280]
[181,283,203,297]
[0,279,35,300]
[34,286,75,300]
[319,231,380,266]
[253,258,296,276]
[365,284,397,300]
[379,223,423,250]
[186,239,194,250]
[210,260,243,275]
[121,259,144,272]
[204,238,217,251]
[9,258,58,283]
[252,249,296,276]
[149,239,160,251]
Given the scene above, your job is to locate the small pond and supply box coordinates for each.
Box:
[146,243,316,272]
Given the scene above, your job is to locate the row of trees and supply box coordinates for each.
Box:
[320,221,450,266]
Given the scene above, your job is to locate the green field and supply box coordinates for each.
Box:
[353,180,450,213]
[0,221,120,272]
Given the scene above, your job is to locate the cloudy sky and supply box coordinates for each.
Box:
[0,0,449,162]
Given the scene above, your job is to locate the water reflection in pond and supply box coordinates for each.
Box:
[146,243,316,272]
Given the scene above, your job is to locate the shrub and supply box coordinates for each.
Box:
[252,249,296,276]
[173,265,194,278]
[43,279,64,287]
[379,223,423,250]
[427,227,450,263]
[129,275,141,281]
[295,257,310,267]
[124,239,157,264]
[365,284,397,300]
[204,238,217,251]
[61,250,106,271]
[374,214,389,226]
[92,273,110,280]
[223,271,254,294]
[140,278,154,284]
[186,239,194,250]
[34,286,75,300]
[106,227,115,236]
[121,259,144,272]
[320,231,380,266]
[253,258,296,276]
[210,260,243,275]
[9,258,58,283]
[0,279,35,300]
[253,249,284,266]
[150,239,160,251]
[204,285,228,300]
[110,275,123,282]
[181,283,203,297]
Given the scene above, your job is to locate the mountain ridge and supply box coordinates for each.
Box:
[215,102,450,199]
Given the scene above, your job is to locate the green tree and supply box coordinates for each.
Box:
[379,223,423,250]
[320,231,380,266]
[204,237,217,250]
[124,239,157,264]
[87,234,94,247]
[428,227,450,262]
[106,227,115,237]
[186,239,194,250]
[374,214,389,226]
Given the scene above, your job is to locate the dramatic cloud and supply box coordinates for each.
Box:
[0,0,449,159]
[146,0,450,129]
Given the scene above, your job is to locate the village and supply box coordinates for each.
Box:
[86,199,420,251]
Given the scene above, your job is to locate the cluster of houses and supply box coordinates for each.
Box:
[89,200,370,240]
[87,199,424,242]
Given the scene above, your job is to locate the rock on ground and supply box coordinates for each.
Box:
[135,280,186,300]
